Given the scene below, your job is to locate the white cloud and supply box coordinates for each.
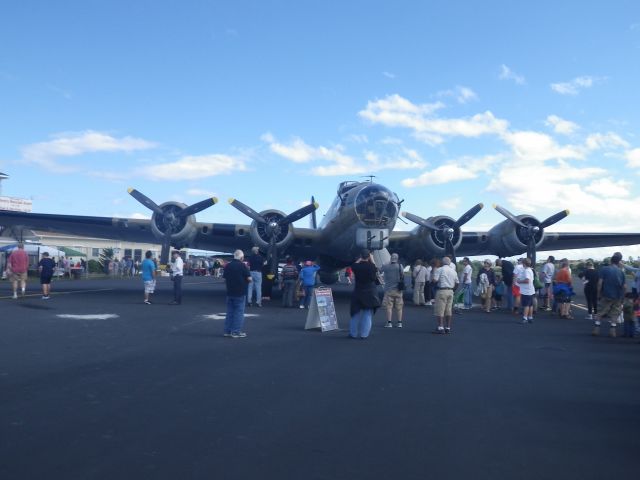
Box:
[143,154,247,180]
[585,132,629,150]
[402,164,477,187]
[584,178,632,198]
[499,64,526,85]
[626,148,640,167]
[437,86,478,104]
[383,71,396,79]
[502,131,584,163]
[546,115,579,135]
[263,133,425,176]
[550,76,599,95]
[401,153,502,188]
[359,94,508,145]
[21,131,156,172]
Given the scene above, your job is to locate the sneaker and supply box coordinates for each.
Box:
[522,317,529,324]
[42,295,47,300]
[384,322,393,328]
[527,317,534,323]
[12,293,17,299]
[231,332,247,338]
[299,305,305,309]
[144,300,151,305]
[433,327,445,334]
[444,327,451,334]
[397,322,403,328]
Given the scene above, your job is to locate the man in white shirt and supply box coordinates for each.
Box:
[517,258,535,323]
[412,259,428,306]
[432,257,459,334]
[541,256,555,310]
[461,257,473,309]
[169,250,184,305]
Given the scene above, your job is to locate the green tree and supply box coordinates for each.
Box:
[99,248,114,273]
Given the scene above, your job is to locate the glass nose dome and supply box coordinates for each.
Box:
[354,185,398,227]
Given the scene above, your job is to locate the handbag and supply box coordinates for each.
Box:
[397,264,405,291]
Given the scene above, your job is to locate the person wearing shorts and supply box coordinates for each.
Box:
[432,257,459,334]
[517,258,535,323]
[38,252,56,299]
[141,251,157,305]
[7,243,29,299]
[381,253,405,328]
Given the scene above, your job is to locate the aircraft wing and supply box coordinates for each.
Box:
[390,228,640,261]
[0,209,326,257]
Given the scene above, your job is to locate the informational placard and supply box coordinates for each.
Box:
[304,287,339,332]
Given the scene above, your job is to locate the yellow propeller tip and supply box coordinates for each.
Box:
[228,198,235,204]
[313,201,319,209]
[479,203,484,208]
[492,203,497,209]
[127,187,134,193]
[565,209,570,215]
[212,197,219,204]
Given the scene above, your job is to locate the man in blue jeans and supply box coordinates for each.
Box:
[299,260,320,309]
[224,249,252,338]
[246,246,264,307]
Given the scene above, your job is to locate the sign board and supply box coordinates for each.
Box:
[304,287,340,332]
[0,196,32,212]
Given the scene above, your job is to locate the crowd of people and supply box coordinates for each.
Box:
[4,242,639,342]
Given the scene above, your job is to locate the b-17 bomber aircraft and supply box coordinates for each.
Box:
[1,179,640,284]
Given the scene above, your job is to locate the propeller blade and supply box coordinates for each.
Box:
[179,197,218,218]
[539,209,570,229]
[159,232,172,267]
[128,188,163,216]
[228,198,266,224]
[527,236,537,267]
[279,201,319,226]
[454,203,484,228]
[401,212,439,230]
[494,204,526,228]
[310,196,317,229]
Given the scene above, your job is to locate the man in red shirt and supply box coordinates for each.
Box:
[6,243,29,299]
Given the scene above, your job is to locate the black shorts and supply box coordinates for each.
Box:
[40,275,52,285]
[521,294,534,307]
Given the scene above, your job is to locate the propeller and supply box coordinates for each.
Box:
[229,198,319,276]
[310,196,317,229]
[494,205,569,266]
[128,188,218,266]
[402,203,484,264]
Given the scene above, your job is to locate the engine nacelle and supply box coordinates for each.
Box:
[249,209,294,252]
[413,216,463,257]
[150,202,199,249]
[487,215,544,257]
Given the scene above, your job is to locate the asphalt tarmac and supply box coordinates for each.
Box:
[1,276,638,480]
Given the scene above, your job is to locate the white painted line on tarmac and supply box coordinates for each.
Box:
[56,314,120,320]
[203,313,260,320]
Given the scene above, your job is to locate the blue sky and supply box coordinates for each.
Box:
[1,1,640,259]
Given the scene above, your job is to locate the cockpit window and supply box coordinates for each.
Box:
[354,185,398,227]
